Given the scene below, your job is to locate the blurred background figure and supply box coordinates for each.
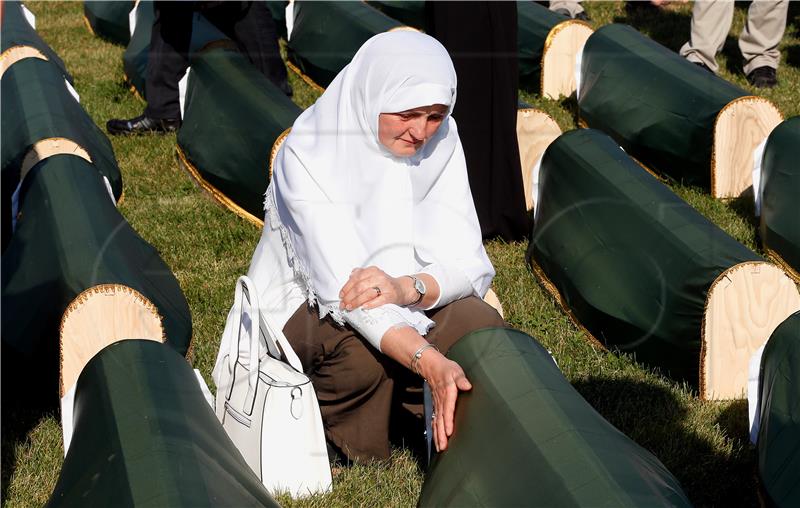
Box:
[108,0,290,135]
[680,0,788,88]
[426,1,529,241]
[549,0,589,21]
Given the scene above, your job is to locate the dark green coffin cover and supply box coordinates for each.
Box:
[83,0,133,46]
[365,1,426,31]
[760,117,800,280]
[123,1,229,100]
[287,0,406,89]
[526,129,760,382]
[1,155,191,360]
[265,0,288,40]
[1,0,73,83]
[419,328,691,507]
[178,47,301,223]
[517,0,567,89]
[578,24,748,187]
[1,57,123,251]
[47,340,278,507]
[757,311,800,508]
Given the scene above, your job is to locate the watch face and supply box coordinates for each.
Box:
[414,278,426,295]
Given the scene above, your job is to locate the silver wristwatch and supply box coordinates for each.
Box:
[406,275,426,307]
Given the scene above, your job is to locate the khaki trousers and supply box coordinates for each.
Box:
[680,0,788,74]
[282,296,506,462]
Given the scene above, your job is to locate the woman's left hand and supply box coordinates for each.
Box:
[339,266,411,310]
[417,351,472,452]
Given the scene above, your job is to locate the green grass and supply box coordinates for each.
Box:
[3,1,799,506]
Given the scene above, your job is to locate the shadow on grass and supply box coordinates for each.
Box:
[1,349,61,501]
[726,193,759,230]
[573,377,757,507]
[786,45,800,69]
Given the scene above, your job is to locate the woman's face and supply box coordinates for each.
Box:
[378,104,448,157]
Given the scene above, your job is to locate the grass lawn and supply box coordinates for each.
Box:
[2,1,799,507]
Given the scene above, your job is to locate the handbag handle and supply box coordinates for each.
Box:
[225,276,260,411]
[259,310,303,373]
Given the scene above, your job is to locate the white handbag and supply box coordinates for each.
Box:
[215,275,332,497]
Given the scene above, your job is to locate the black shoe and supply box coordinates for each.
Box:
[106,114,181,135]
[746,66,777,89]
[693,61,714,74]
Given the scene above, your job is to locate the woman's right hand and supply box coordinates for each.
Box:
[416,351,472,452]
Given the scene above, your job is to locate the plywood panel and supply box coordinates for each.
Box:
[60,284,164,397]
[702,262,800,400]
[516,109,562,211]
[541,21,593,100]
[0,45,47,79]
[713,97,783,199]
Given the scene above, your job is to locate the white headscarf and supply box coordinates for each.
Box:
[268,31,493,323]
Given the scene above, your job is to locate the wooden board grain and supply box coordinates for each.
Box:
[701,261,800,400]
[59,284,164,397]
[20,138,92,183]
[516,109,562,211]
[713,97,783,199]
[0,45,47,79]
[541,20,593,100]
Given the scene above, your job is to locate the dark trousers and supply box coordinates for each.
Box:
[282,296,507,462]
[426,1,530,242]
[145,1,288,119]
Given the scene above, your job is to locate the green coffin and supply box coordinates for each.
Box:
[517,0,567,89]
[178,47,301,225]
[1,154,191,360]
[1,0,73,83]
[760,117,800,282]
[419,327,691,507]
[365,1,426,31]
[2,57,123,251]
[757,311,800,508]
[83,0,134,46]
[578,24,751,188]
[526,129,761,385]
[123,1,229,100]
[287,0,410,90]
[266,0,288,40]
[47,339,278,507]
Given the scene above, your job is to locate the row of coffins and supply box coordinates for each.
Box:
[1,0,191,465]
[73,1,799,504]
[48,286,278,507]
[526,128,800,400]
[70,3,694,505]
[577,24,783,200]
[287,0,592,100]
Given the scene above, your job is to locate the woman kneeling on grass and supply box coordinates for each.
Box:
[221,31,504,461]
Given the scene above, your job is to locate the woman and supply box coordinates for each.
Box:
[215,31,504,462]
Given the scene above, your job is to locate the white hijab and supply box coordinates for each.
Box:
[268,31,493,323]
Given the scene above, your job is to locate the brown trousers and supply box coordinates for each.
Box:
[282,296,506,462]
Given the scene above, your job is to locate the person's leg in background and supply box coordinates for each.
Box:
[202,1,292,95]
[107,1,193,134]
[740,0,788,88]
[679,0,734,74]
